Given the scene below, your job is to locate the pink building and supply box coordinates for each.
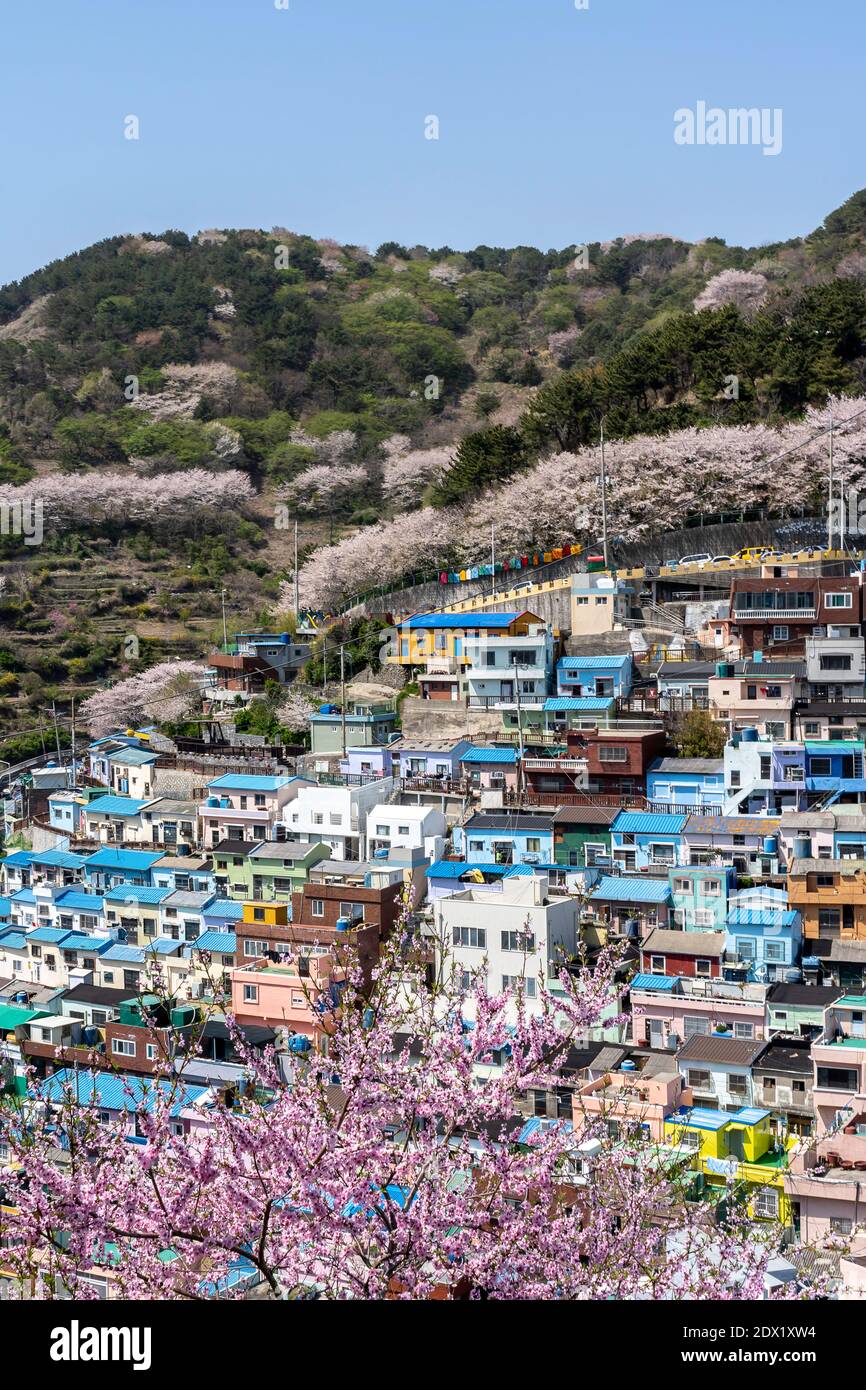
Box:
[231,953,345,1049]
[629,974,769,1049]
[778,811,835,865]
[573,1062,693,1141]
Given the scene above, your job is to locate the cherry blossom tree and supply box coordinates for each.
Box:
[380,436,453,508]
[79,661,209,736]
[693,269,769,316]
[0,470,254,536]
[280,463,368,515]
[0,932,790,1301]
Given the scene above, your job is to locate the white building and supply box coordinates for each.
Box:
[283,779,395,860]
[805,626,866,698]
[366,803,446,862]
[432,872,579,1020]
[462,618,554,711]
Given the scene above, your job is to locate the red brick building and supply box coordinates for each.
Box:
[639,928,725,979]
[729,575,864,657]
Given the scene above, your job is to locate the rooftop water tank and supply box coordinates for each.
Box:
[207,797,219,807]
[279,633,290,643]
[335,916,351,932]
[319,704,337,714]
[288,1034,312,1054]
[621,1059,637,1071]
[715,662,734,678]
[762,834,778,854]
[14,991,27,1005]
[170,1005,197,1029]
[793,836,812,859]
[741,726,759,743]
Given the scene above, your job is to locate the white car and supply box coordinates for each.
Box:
[712,554,734,565]
[678,553,713,568]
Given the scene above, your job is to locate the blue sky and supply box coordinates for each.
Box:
[1,0,863,284]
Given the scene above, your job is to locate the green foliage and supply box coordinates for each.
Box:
[676,710,726,759]
[430,424,530,507]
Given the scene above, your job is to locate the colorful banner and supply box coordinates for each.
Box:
[438,544,581,583]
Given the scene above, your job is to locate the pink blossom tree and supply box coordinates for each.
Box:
[79,660,209,736]
[693,268,769,316]
[0,933,789,1301]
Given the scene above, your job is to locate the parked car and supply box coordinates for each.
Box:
[712,554,734,565]
[677,553,713,568]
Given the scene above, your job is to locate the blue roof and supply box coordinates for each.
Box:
[518,1116,573,1145]
[29,849,87,869]
[40,1068,209,1117]
[0,931,26,950]
[669,1106,770,1131]
[590,875,672,904]
[630,973,677,991]
[86,795,149,816]
[148,937,186,955]
[2,851,34,867]
[203,899,246,922]
[543,697,614,711]
[106,746,158,765]
[807,778,866,793]
[558,654,631,669]
[407,611,525,630]
[12,889,36,904]
[104,885,172,905]
[611,811,688,835]
[101,943,145,963]
[427,860,529,880]
[28,926,74,944]
[460,747,519,764]
[206,774,293,792]
[185,930,237,955]
[85,848,163,870]
[56,933,113,953]
[726,908,799,929]
[54,890,104,913]
[0,898,10,918]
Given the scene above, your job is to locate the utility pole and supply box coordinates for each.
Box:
[340,644,347,758]
[69,696,76,790]
[50,701,63,765]
[600,418,609,569]
[513,658,525,802]
[490,522,496,600]
[221,587,228,649]
[828,409,835,553]
[322,630,327,698]
[293,518,300,617]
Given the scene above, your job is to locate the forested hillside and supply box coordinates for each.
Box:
[3,188,866,750]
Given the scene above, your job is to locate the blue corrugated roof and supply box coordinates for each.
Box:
[630,973,677,991]
[40,1068,208,1117]
[149,937,186,955]
[203,899,246,921]
[207,773,293,792]
[0,898,10,918]
[427,860,528,880]
[86,795,149,816]
[611,811,688,835]
[805,740,865,753]
[807,778,866,792]
[668,1106,770,1131]
[2,852,34,867]
[85,848,163,870]
[518,1116,573,1144]
[101,943,145,962]
[104,885,172,905]
[590,875,672,903]
[55,890,104,912]
[407,611,525,630]
[0,931,26,950]
[185,930,237,955]
[12,889,36,904]
[543,697,614,711]
[28,926,73,944]
[726,908,799,929]
[558,654,631,669]
[57,933,113,953]
[106,746,158,765]
[29,849,87,869]
[460,747,518,764]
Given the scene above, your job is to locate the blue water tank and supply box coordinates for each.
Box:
[335,916,351,932]
[621,1059,637,1072]
[762,834,777,854]
[287,1035,312,1054]
[279,633,290,643]
[741,726,759,743]
[793,836,811,859]
[207,797,219,807]
[319,704,336,714]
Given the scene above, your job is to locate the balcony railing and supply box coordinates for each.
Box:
[733,607,816,620]
[467,696,546,710]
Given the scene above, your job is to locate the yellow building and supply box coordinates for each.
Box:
[388,610,547,668]
[664,1105,795,1225]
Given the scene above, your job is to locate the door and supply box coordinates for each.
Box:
[500,681,514,702]
[648,1019,664,1047]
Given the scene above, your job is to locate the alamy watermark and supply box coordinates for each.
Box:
[829,488,866,538]
[674,101,782,157]
[1,499,42,545]
[50,1320,152,1371]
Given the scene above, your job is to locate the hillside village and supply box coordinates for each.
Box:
[6,538,866,1296]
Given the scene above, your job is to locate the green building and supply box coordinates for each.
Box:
[211,838,332,901]
[552,806,616,868]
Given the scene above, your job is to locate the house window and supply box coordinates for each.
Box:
[827,592,853,608]
[146,1044,158,1061]
[339,902,363,922]
[244,939,269,958]
[525,838,541,853]
[736,938,756,960]
[243,985,259,1004]
[695,959,712,977]
[502,974,536,997]
[123,971,139,991]
[650,843,675,863]
[584,843,606,866]
[453,926,486,949]
[310,899,324,918]
[765,942,785,963]
[771,627,789,642]
[674,878,692,894]
[818,908,841,932]
[649,955,665,974]
[729,1074,749,1097]
[687,1070,711,1091]
[112,1038,135,1057]
[501,929,535,952]
[683,1016,710,1036]
[753,1190,779,1219]
[734,1022,754,1039]
[831,1217,853,1235]
[598,745,627,762]
[700,880,720,897]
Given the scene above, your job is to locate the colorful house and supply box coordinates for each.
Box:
[610,811,689,870]
[669,864,736,932]
[552,805,616,869]
[556,652,633,700]
[455,811,554,866]
[646,757,725,812]
[664,1105,794,1226]
[459,746,520,791]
